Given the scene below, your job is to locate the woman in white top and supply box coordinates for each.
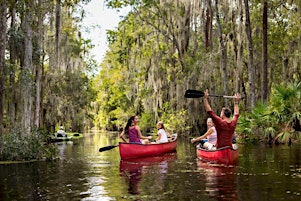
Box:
[156,121,171,143]
[191,118,217,150]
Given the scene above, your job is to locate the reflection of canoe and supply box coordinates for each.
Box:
[120,153,177,172]
[120,153,177,195]
[197,160,238,200]
[196,144,238,165]
[119,134,177,159]
[197,160,236,173]
[51,133,83,142]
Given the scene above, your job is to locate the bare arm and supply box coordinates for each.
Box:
[156,132,162,141]
[233,93,241,116]
[166,131,172,138]
[203,89,212,112]
[191,128,214,143]
[136,126,151,140]
[120,130,127,142]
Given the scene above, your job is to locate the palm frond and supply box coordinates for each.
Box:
[275,131,292,144]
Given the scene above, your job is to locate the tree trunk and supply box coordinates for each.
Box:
[55,0,61,70]
[244,0,255,107]
[34,0,44,128]
[235,0,243,94]
[8,2,17,128]
[0,2,7,134]
[22,11,34,134]
[214,0,228,100]
[261,0,268,102]
[297,0,301,80]
[204,0,213,51]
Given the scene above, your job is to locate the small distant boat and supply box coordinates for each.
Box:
[119,134,178,159]
[196,144,238,165]
[51,133,83,142]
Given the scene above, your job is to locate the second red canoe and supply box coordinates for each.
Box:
[196,144,238,165]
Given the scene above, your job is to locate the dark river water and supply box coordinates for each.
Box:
[1,131,301,201]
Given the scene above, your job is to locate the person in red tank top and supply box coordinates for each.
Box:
[203,89,241,149]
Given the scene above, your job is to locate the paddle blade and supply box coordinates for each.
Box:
[99,145,118,152]
[184,90,204,98]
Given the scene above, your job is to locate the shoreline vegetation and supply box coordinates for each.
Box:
[0,129,58,162]
[236,82,301,145]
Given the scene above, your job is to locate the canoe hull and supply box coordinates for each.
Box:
[119,138,177,159]
[196,145,238,165]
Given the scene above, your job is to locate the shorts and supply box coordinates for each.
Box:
[199,139,208,145]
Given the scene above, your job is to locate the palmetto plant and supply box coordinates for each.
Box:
[269,82,301,144]
[236,103,268,142]
[237,82,301,144]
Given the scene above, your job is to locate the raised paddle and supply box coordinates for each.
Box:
[99,145,118,152]
[184,89,236,99]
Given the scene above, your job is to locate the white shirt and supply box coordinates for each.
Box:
[157,129,168,143]
[57,129,67,137]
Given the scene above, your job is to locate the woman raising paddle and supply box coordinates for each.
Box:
[120,115,152,144]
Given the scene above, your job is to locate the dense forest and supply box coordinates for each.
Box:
[95,0,301,143]
[0,0,301,160]
[0,0,96,135]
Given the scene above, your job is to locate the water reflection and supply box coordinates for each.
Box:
[197,160,238,201]
[1,132,301,200]
[119,153,177,195]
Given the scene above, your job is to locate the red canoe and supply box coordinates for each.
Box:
[196,144,239,165]
[119,134,178,159]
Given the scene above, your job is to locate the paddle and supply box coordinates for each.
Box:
[184,89,236,99]
[99,145,118,152]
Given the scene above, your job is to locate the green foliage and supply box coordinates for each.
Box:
[43,71,96,132]
[237,82,301,144]
[158,102,191,135]
[0,129,58,161]
[139,112,155,133]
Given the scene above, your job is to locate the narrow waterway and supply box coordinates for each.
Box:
[0,131,301,201]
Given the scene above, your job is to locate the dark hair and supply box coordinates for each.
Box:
[223,107,232,118]
[124,116,136,135]
[157,121,165,130]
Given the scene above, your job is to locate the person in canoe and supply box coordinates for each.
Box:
[203,89,241,149]
[191,118,217,150]
[120,115,152,144]
[155,121,172,143]
[57,126,67,137]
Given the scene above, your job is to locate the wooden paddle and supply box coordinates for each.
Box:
[99,145,118,152]
[184,89,236,99]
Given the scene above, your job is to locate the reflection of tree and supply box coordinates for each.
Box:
[119,153,177,195]
[197,160,238,201]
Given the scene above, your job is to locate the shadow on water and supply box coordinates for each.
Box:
[0,132,301,201]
